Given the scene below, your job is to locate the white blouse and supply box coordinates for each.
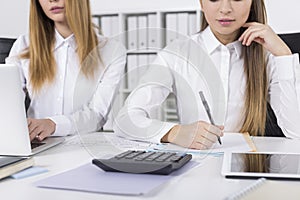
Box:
[6,30,126,136]
[114,27,300,143]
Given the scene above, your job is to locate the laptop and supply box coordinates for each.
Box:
[222,151,300,180]
[0,64,64,156]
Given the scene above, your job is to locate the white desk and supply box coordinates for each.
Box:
[1,133,300,200]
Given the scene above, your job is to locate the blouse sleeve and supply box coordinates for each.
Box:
[268,53,300,139]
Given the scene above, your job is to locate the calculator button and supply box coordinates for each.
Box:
[165,155,182,162]
[145,152,164,161]
[114,150,134,159]
[154,153,175,162]
[134,152,155,161]
[124,151,144,159]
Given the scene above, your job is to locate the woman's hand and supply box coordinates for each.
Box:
[161,121,224,150]
[27,118,56,141]
[239,22,292,56]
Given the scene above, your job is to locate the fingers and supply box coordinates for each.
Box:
[36,131,50,141]
[165,121,224,150]
[239,23,266,46]
[27,119,56,141]
[28,120,41,141]
[206,124,223,137]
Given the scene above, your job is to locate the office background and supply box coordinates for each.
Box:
[0,0,300,38]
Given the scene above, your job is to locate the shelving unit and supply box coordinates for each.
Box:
[92,9,202,130]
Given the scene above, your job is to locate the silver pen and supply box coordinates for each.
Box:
[199,91,222,145]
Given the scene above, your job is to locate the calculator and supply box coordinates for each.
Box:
[92,150,192,175]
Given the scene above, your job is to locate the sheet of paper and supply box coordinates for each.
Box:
[64,132,154,150]
[34,161,199,196]
[151,132,256,155]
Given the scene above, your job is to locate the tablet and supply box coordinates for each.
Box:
[222,152,300,180]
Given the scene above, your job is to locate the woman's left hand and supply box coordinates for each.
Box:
[239,22,292,56]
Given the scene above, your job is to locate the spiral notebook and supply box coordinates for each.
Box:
[225,178,300,200]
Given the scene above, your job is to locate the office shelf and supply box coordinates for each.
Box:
[92,9,202,130]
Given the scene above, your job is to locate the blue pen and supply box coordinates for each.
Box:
[199,91,222,145]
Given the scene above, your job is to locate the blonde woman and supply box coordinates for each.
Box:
[6,0,126,141]
[114,0,300,149]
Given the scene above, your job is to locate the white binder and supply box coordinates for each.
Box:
[165,13,178,45]
[127,55,138,90]
[100,16,112,36]
[127,16,138,50]
[137,16,148,50]
[177,13,189,40]
[148,14,158,49]
[188,13,197,35]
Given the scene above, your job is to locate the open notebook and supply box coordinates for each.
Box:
[152,132,256,154]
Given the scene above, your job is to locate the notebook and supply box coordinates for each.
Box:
[225,178,300,200]
[0,156,34,180]
[0,64,64,156]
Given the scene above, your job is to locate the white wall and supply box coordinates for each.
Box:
[90,0,199,13]
[0,0,30,38]
[265,0,300,33]
[0,0,299,37]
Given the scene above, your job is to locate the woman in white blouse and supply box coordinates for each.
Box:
[6,0,126,141]
[114,0,300,149]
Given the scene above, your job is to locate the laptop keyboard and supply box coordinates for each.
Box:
[31,142,46,149]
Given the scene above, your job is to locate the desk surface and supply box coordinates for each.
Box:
[1,133,300,200]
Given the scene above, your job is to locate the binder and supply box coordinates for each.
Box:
[165,13,178,45]
[127,55,138,90]
[127,16,138,50]
[137,54,149,83]
[177,13,189,40]
[111,16,120,38]
[148,14,158,49]
[100,16,112,36]
[188,13,197,35]
[137,16,148,50]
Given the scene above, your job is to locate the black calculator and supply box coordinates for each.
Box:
[92,150,192,175]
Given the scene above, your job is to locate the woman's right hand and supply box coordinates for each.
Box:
[161,121,224,150]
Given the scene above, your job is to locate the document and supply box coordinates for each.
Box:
[153,132,256,154]
[34,161,199,196]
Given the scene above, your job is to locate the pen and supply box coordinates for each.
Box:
[199,91,222,145]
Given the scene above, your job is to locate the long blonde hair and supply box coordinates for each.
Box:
[21,0,100,93]
[201,0,268,136]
